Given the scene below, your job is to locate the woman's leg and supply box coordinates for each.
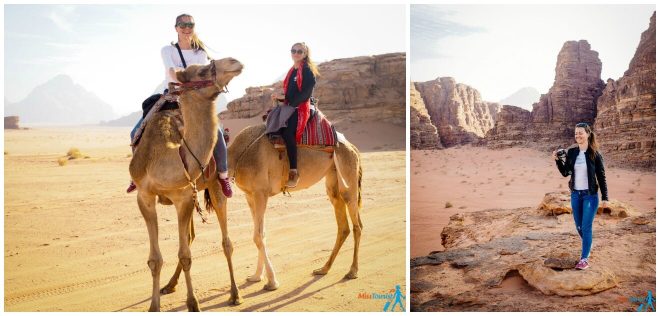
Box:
[579,194,599,259]
[130,117,145,142]
[126,117,145,194]
[213,128,232,198]
[570,191,584,238]
[282,111,298,170]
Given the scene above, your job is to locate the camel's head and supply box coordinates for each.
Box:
[176,57,243,90]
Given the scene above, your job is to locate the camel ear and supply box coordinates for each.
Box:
[176,70,189,83]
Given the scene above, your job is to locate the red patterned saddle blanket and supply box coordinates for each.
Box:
[269,108,337,149]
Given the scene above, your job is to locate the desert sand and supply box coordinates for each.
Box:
[411,146,656,257]
[4,122,405,312]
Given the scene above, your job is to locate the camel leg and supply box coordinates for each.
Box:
[160,218,194,295]
[175,197,201,312]
[245,195,265,282]
[137,192,163,312]
[249,192,279,290]
[313,171,351,275]
[343,192,361,279]
[208,184,242,305]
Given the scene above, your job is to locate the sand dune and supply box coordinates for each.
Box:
[4,126,405,312]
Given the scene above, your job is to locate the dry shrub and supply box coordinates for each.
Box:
[57,157,68,166]
[445,202,453,208]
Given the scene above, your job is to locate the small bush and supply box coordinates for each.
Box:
[628,189,635,194]
[57,157,68,166]
[445,202,453,208]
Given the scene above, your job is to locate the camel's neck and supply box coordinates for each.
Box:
[178,91,218,174]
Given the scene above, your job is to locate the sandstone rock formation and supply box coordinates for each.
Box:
[415,77,501,147]
[486,40,605,150]
[4,116,19,129]
[219,53,405,125]
[411,193,655,311]
[594,12,656,170]
[411,82,440,149]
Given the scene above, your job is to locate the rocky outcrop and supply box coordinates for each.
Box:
[411,192,655,312]
[4,116,19,129]
[415,77,501,147]
[219,53,405,125]
[538,191,640,218]
[486,40,605,150]
[411,82,440,149]
[594,12,656,170]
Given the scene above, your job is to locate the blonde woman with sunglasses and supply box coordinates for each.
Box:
[127,13,233,198]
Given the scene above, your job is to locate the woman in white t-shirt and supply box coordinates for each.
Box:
[127,13,233,198]
[553,122,609,270]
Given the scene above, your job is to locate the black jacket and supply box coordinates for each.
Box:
[285,64,316,107]
[555,147,608,201]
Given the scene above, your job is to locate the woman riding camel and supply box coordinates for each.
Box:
[126,13,233,198]
[267,42,319,188]
[553,122,609,270]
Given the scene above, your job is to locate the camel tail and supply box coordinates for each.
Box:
[357,163,363,229]
[204,189,214,212]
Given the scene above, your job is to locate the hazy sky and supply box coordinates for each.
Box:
[411,4,656,102]
[4,4,405,117]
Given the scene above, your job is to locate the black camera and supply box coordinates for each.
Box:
[556,148,567,159]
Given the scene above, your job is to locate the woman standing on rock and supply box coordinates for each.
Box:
[266,42,319,188]
[126,13,233,198]
[552,122,609,270]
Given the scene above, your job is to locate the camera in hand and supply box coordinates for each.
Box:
[556,148,567,159]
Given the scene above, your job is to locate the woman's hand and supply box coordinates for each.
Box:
[601,200,609,209]
[271,92,284,101]
[551,150,558,161]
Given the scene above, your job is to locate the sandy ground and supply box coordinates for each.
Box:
[411,146,656,258]
[4,124,405,312]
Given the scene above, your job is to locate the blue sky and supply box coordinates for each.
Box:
[4,4,406,116]
[411,4,656,102]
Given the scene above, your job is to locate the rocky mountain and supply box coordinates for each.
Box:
[411,191,655,312]
[101,111,142,127]
[415,77,501,147]
[486,40,605,150]
[410,82,440,149]
[4,116,20,129]
[219,53,406,126]
[594,12,656,170]
[5,75,116,125]
[500,87,541,111]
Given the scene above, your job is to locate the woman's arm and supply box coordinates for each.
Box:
[554,150,571,177]
[287,66,316,107]
[595,152,609,201]
[161,46,183,83]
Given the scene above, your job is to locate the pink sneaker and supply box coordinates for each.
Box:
[126,181,137,193]
[218,176,233,198]
[575,258,589,270]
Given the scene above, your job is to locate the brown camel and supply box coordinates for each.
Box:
[229,124,364,290]
[129,57,243,311]
[162,124,364,292]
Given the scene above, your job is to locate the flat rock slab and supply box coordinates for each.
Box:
[519,261,618,296]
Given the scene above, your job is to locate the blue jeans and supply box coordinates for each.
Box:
[571,190,599,259]
[130,118,228,173]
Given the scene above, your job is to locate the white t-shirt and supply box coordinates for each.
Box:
[156,44,210,93]
[574,151,589,190]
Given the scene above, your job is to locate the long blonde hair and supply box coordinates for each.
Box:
[293,42,320,77]
[175,14,211,59]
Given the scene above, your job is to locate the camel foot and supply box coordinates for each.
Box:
[159,283,177,295]
[246,274,263,282]
[344,271,358,280]
[312,267,329,275]
[263,280,280,291]
[228,293,243,306]
[148,302,160,312]
[187,297,201,312]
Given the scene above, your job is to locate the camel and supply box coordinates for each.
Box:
[129,57,243,311]
[161,122,364,292]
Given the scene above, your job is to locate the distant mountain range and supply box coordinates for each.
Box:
[499,87,540,111]
[5,74,117,125]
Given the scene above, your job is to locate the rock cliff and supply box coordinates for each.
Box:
[411,82,440,149]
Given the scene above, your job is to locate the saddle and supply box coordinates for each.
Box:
[268,106,338,154]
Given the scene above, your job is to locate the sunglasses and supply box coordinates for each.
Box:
[290,49,304,55]
[575,122,589,128]
[176,22,195,29]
